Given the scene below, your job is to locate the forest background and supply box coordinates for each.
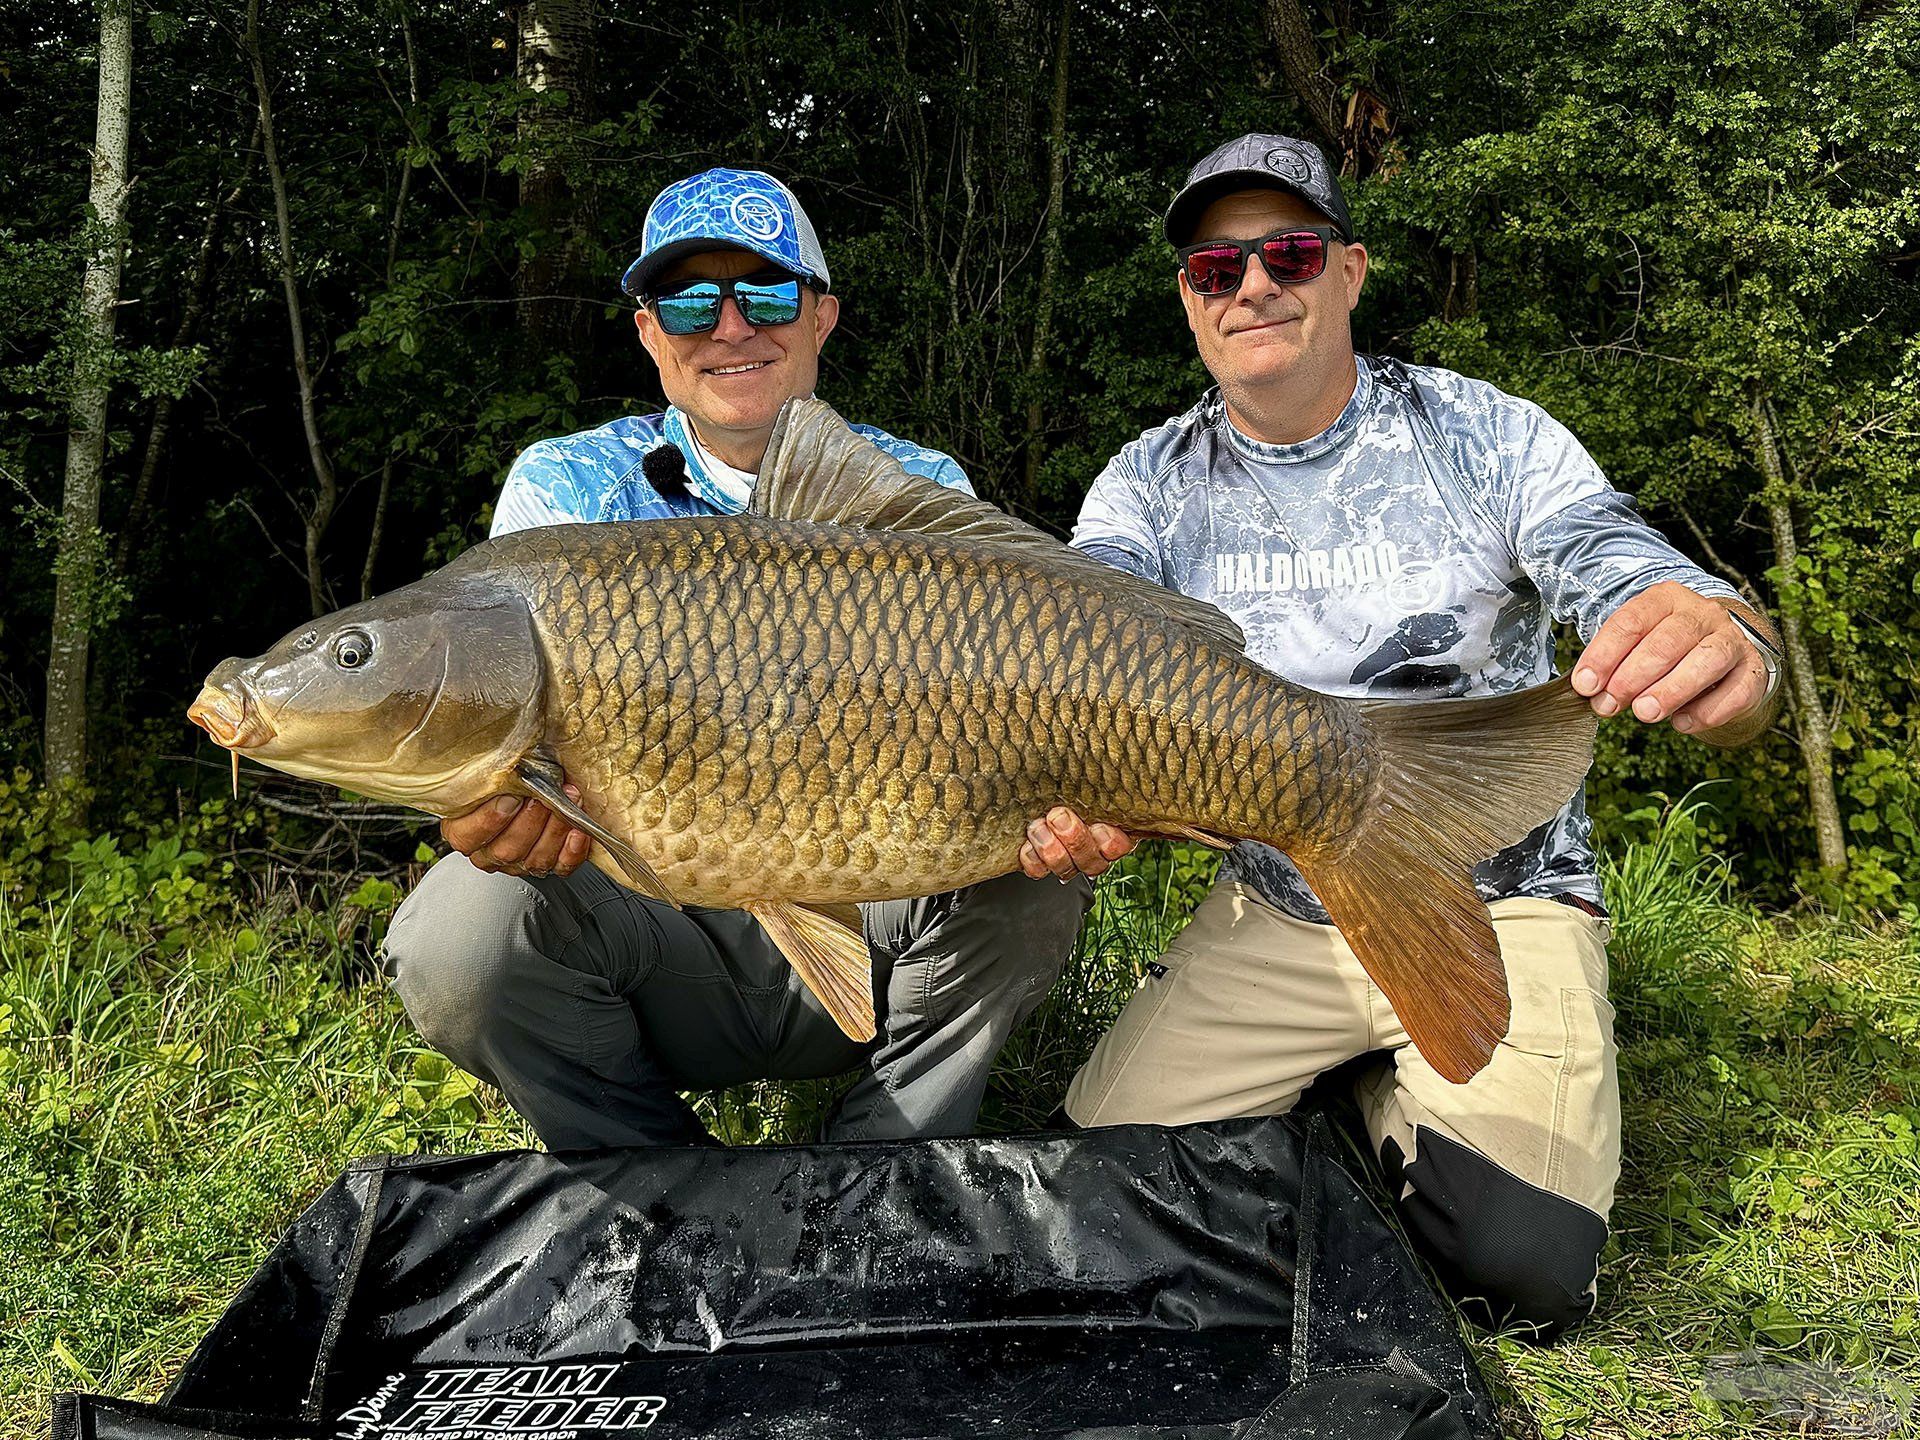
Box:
[2,0,1918,1435]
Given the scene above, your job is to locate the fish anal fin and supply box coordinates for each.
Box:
[1298,844,1508,1085]
[515,757,677,907]
[750,901,876,1043]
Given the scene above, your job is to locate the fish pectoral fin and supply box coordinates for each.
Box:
[514,758,677,907]
[1297,843,1509,1086]
[749,901,876,1043]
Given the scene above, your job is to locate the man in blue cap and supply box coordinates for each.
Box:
[386,167,1091,1150]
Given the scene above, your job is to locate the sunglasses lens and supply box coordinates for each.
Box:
[654,285,722,335]
[736,280,803,326]
[1258,232,1328,284]
[1183,246,1244,296]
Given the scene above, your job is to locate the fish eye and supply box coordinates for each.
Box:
[333,630,374,669]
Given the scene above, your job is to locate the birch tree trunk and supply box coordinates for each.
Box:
[1752,395,1848,872]
[44,0,135,799]
[245,0,340,617]
[517,0,597,357]
[1019,0,1069,507]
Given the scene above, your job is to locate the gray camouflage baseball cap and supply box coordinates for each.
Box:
[1164,134,1354,245]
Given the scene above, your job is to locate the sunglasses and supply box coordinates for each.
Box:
[647,273,806,335]
[1176,226,1343,296]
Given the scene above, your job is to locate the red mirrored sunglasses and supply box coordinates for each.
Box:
[1176,225,1343,296]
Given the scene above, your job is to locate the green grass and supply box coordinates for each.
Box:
[2,815,1917,1437]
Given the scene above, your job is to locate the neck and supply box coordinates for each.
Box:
[1220,352,1360,446]
[686,416,771,473]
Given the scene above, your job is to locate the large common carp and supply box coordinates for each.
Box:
[190,398,1595,1083]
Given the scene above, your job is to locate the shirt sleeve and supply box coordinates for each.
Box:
[490,440,586,538]
[1069,446,1164,584]
[1497,402,1742,641]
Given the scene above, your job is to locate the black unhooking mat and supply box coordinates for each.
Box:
[52,1116,1501,1440]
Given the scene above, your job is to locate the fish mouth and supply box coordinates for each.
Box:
[187,683,274,750]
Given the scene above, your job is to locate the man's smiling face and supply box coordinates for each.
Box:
[1179,188,1367,406]
[633,245,840,457]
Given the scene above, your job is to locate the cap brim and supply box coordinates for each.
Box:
[621,236,826,299]
[1163,170,1350,246]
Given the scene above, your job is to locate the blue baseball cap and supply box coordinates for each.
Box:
[621,168,832,300]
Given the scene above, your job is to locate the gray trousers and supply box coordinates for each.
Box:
[385,855,1092,1150]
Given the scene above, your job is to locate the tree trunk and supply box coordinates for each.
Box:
[516,0,598,357]
[44,0,134,800]
[1751,395,1848,873]
[363,11,420,603]
[115,116,259,573]
[1261,0,1342,156]
[1020,0,1069,509]
[245,0,340,617]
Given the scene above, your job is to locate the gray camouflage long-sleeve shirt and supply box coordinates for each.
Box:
[1070,356,1740,923]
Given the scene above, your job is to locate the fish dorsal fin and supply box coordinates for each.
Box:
[757,397,1247,654]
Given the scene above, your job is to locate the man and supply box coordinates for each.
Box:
[1017,135,1782,1335]
[387,167,1091,1151]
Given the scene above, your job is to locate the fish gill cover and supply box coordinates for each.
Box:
[52,1117,1500,1439]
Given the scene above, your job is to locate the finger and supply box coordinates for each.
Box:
[1573,586,1676,697]
[1670,659,1768,734]
[1025,816,1079,881]
[1627,630,1744,723]
[554,829,593,876]
[1088,823,1137,862]
[519,811,576,876]
[442,794,526,855]
[1018,840,1053,881]
[483,798,554,867]
[1046,807,1114,877]
[1591,612,1712,716]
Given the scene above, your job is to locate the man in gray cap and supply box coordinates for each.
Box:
[387,166,1091,1151]
[1017,134,1784,1334]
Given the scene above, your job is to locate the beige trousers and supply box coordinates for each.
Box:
[1066,883,1621,1222]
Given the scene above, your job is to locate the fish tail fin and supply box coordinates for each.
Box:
[1293,677,1597,1084]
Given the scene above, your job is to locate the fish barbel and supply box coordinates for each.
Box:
[189,399,1595,1082]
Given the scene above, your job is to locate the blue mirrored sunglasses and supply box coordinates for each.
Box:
[647,274,805,335]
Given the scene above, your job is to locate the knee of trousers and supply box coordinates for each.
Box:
[938,872,1092,993]
[384,854,549,1063]
[1382,1127,1608,1339]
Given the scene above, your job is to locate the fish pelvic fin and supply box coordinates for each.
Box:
[750,901,877,1043]
[1297,676,1598,1084]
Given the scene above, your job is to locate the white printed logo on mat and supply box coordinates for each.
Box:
[334,1365,666,1438]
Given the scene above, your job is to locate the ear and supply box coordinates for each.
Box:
[1342,241,1370,312]
[811,290,841,350]
[634,306,666,367]
[1177,269,1204,339]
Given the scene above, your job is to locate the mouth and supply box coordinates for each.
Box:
[187,683,273,751]
[1226,316,1301,337]
[704,360,775,377]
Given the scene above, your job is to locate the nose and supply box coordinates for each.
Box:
[1235,250,1286,302]
[709,295,758,342]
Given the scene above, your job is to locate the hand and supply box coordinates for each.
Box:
[1019,806,1137,881]
[1572,582,1778,743]
[441,789,592,878]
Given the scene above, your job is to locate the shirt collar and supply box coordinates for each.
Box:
[661,406,752,513]
[1213,360,1374,465]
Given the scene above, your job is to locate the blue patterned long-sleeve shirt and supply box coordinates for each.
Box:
[492,403,972,536]
[1070,356,1740,923]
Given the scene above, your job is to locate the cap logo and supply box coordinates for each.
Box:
[729,191,786,242]
[1264,146,1314,184]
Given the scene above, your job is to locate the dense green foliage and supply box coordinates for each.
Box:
[4,804,1916,1435]
[0,0,1914,903]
